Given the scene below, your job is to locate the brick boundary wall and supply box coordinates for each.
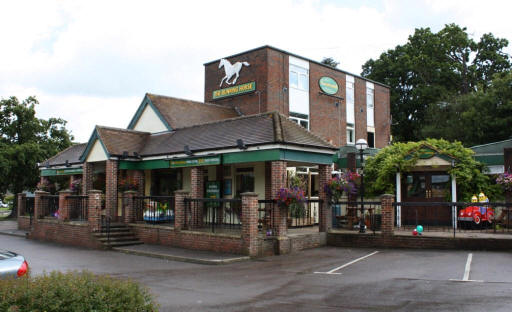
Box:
[29,219,103,249]
[130,224,245,254]
[18,216,31,231]
[327,233,512,251]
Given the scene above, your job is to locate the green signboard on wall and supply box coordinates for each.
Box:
[170,156,221,168]
[319,76,339,95]
[212,81,256,99]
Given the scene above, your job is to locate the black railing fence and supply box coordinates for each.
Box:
[67,195,88,221]
[184,198,241,233]
[41,195,59,218]
[394,202,512,237]
[288,199,321,228]
[258,200,275,235]
[25,196,34,225]
[331,201,382,234]
[133,196,175,226]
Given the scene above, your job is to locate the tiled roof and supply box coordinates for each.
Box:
[139,112,336,156]
[147,93,240,129]
[45,143,87,167]
[95,126,150,157]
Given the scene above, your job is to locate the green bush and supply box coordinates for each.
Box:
[0,271,158,312]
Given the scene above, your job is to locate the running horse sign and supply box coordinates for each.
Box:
[218,58,250,87]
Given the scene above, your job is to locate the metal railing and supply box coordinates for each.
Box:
[133,196,175,226]
[184,198,242,233]
[288,199,321,228]
[25,196,34,225]
[331,201,382,234]
[258,200,276,235]
[394,202,512,237]
[67,195,88,221]
[41,195,59,218]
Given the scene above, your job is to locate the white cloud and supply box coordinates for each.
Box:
[0,0,511,142]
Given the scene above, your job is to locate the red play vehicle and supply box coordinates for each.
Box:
[458,205,494,226]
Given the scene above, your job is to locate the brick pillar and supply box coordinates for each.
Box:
[265,162,272,200]
[132,170,145,196]
[271,161,287,237]
[122,191,137,223]
[190,167,204,227]
[105,160,119,221]
[241,192,259,257]
[34,191,49,221]
[17,193,26,217]
[318,164,332,232]
[174,190,189,231]
[88,190,102,232]
[82,162,93,195]
[381,194,395,236]
[58,190,73,221]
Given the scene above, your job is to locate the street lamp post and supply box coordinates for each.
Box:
[355,139,368,233]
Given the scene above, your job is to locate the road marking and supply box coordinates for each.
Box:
[314,251,379,275]
[463,253,473,281]
[448,253,483,283]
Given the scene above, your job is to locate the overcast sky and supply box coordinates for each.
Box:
[1,0,511,142]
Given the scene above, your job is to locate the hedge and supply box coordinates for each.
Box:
[0,271,158,311]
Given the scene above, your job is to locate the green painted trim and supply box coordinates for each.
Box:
[79,129,110,162]
[222,149,333,165]
[474,155,504,166]
[281,149,333,164]
[127,94,172,131]
[170,155,221,168]
[41,168,83,176]
[212,81,256,100]
[119,159,170,170]
[223,149,281,164]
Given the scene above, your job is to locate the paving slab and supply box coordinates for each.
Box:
[113,244,250,265]
[0,220,28,238]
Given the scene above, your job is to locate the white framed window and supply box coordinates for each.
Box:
[346,75,355,125]
[290,71,298,88]
[290,112,309,130]
[346,124,355,145]
[366,82,375,127]
[289,64,309,92]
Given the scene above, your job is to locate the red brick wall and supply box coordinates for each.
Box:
[374,84,391,147]
[131,225,245,254]
[309,62,347,147]
[29,220,103,249]
[270,161,287,237]
[318,164,331,232]
[204,48,269,115]
[354,77,368,145]
[18,216,31,231]
[327,233,512,251]
[105,160,118,220]
[82,162,93,195]
[266,48,288,114]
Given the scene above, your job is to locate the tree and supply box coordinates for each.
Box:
[363,138,501,201]
[361,24,511,143]
[321,57,339,68]
[0,96,73,216]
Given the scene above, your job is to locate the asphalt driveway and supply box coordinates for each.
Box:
[1,235,512,311]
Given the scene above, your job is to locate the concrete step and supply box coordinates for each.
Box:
[98,236,139,242]
[94,231,134,237]
[104,240,144,247]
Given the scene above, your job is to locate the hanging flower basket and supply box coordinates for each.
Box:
[323,171,360,202]
[276,187,306,218]
[496,173,512,192]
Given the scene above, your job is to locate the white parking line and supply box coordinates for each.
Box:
[315,251,379,275]
[463,253,473,281]
[449,253,483,283]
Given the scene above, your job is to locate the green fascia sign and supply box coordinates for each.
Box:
[41,168,83,176]
[170,156,221,168]
[319,76,339,95]
[212,81,256,99]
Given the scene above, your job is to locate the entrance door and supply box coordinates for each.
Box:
[402,172,451,226]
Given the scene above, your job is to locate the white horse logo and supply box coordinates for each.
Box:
[218,58,250,87]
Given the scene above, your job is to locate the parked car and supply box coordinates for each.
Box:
[0,250,28,278]
[458,205,494,227]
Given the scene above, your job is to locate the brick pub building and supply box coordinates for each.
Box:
[20,46,391,256]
